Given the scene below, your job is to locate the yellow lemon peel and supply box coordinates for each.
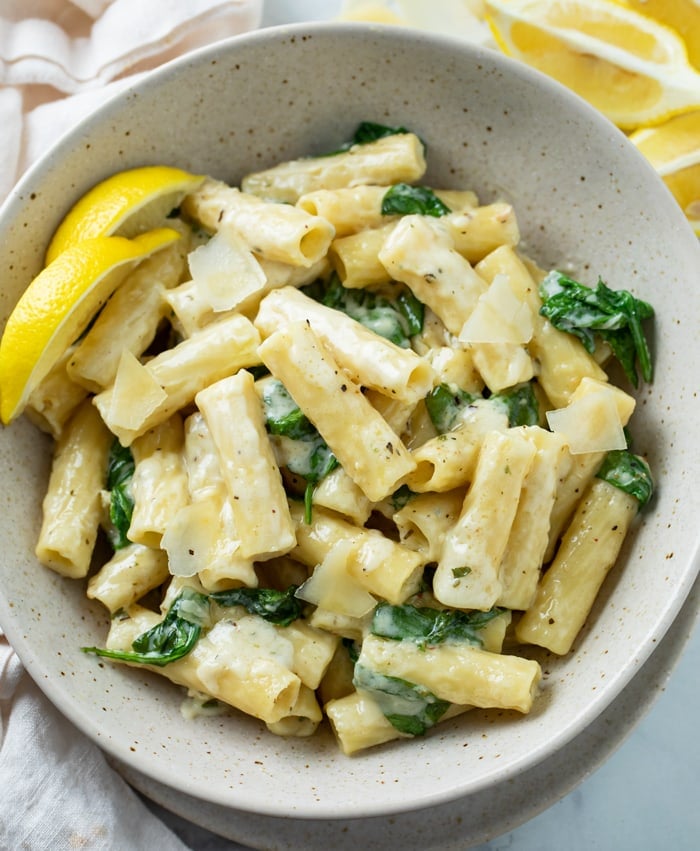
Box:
[0,228,181,425]
[45,165,204,264]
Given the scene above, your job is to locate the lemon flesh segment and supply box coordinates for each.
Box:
[45,166,204,264]
[629,109,700,173]
[630,110,700,230]
[624,0,700,71]
[485,0,700,129]
[0,227,181,425]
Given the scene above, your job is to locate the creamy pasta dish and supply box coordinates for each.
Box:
[10,123,655,754]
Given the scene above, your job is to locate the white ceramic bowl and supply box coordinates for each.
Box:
[0,23,698,821]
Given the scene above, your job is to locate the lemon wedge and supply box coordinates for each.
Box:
[45,165,204,264]
[630,109,700,233]
[0,228,181,425]
[623,0,700,71]
[485,0,700,129]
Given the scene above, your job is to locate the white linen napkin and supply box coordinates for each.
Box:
[0,633,193,850]
[0,3,261,848]
[0,0,263,200]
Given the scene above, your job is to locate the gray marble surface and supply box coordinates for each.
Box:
[146,2,699,846]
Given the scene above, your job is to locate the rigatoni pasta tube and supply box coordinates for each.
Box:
[310,466,372,526]
[516,477,639,655]
[434,429,536,611]
[297,185,395,236]
[255,286,435,405]
[475,246,607,407]
[326,690,412,755]
[259,321,416,502]
[35,400,112,578]
[329,223,397,288]
[357,635,541,713]
[393,489,465,563]
[25,345,89,439]
[178,412,257,589]
[444,202,520,264]
[326,691,474,756]
[128,414,189,549]
[195,370,296,561]
[266,685,323,738]
[181,179,335,267]
[497,427,570,611]
[94,313,261,445]
[67,241,186,392]
[290,503,423,605]
[106,608,300,724]
[87,543,170,613]
[240,132,427,203]
[404,426,482,493]
[379,215,487,335]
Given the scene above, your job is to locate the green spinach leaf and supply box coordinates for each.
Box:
[491,382,540,427]
[424,384,480,433]
[371,602,505,650]
[301,274,424,348]
[539,271,654,386]
[596,449,654,508]
[82,588,208,667]
[324,121,411,155]
[210,585,303,626]
[261,379,338,522]
[353,663,450,736]
[106,439,135,550]
[381,183,451,217]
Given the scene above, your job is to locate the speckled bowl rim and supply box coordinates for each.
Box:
[1,22,699,821]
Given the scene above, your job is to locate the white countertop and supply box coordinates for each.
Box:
[149,2,700,846]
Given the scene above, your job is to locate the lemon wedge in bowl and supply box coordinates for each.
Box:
[0,227,181,425]
[484,0,700,129]
[45,165,204,264]
[630,109,700,234]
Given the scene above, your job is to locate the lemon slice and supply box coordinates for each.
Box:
[630,109,700,233]
[623,0,700,71]
[485,0,700,129]
[0,228,181,425]
[45,165,204,264]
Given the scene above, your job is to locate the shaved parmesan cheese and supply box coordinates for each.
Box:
[296,539,377,618]
[546,386,626,454]
[108,350,166,431]
[161,501,238,577]
[459,274,534,344]
[188,226,266,312]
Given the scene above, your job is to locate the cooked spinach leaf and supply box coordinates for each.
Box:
[210,585,303,626]
[391,484,416,510]
[491,382,540,427]
[539,271,654,386]
[82,588,208,667]
[301,274,424,348]
[263,379,316,441]
[352,121,410,145]
[596,449,654,508]
[371,602,504,650]
[381,183,451,218]
[424,384,480,433]
[353,663,450,736]
[262,378,338,522]
[425,382,540,433]
[323,121,412,155]
[106,439,135,550]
